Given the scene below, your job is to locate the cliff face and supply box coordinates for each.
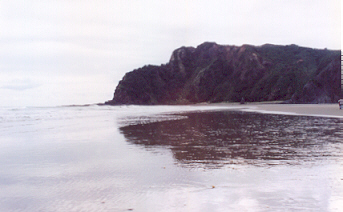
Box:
[105,42,341,105]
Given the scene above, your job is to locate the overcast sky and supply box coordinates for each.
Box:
[0,0,341,107]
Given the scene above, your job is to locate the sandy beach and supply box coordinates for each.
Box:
[1,105,343,211]
[204,103,343,119]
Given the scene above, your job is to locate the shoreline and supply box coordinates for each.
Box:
[197,103,343,119]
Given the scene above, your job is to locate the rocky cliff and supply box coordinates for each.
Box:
[105,42,341,105]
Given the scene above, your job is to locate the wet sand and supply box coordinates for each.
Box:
[1,105,343,211]
[118,106,343,211]
[203,103,343,118]
[120,109,343,166]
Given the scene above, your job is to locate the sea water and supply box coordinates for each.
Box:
[0,105,342,212]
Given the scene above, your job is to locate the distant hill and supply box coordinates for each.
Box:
[105,42,341,105]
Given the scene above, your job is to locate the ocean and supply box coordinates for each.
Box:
[0,105,342,211]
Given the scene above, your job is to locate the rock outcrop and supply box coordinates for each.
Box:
[105,42,341,105]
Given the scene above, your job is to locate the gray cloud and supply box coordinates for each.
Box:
[1,79,42,91]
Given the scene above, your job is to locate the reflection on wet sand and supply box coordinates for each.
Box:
[119,111,343,167]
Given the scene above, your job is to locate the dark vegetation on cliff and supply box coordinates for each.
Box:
[105,42,341,105]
